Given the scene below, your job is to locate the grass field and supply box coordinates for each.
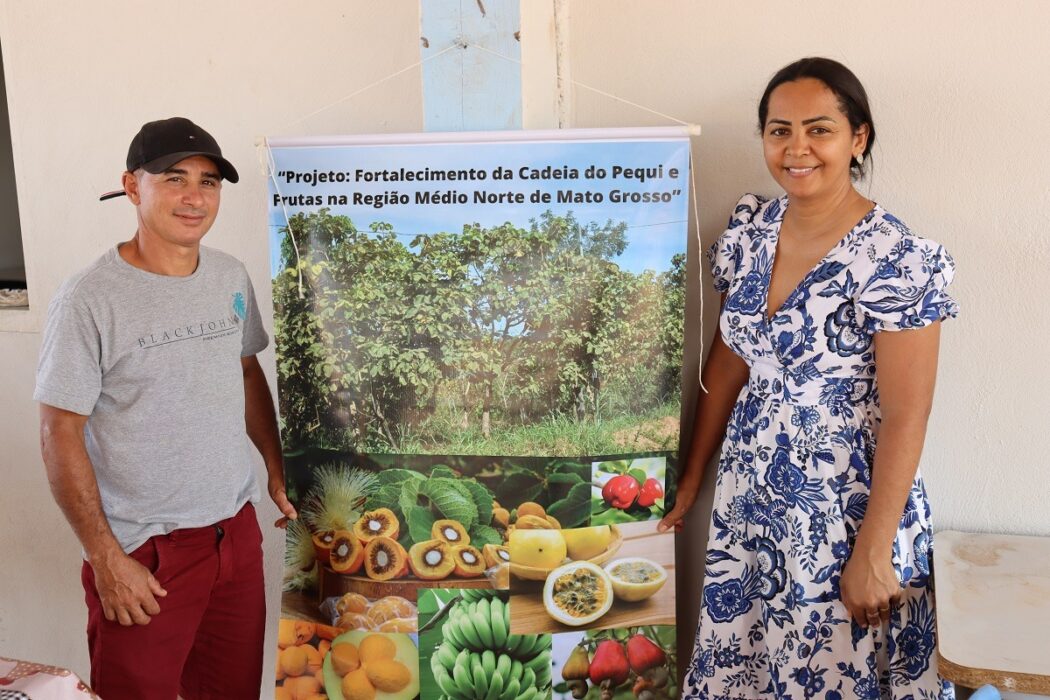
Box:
[396,401,682,456]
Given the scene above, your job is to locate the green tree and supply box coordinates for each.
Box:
[274,210,461,450]
[413,212,630,435]
[416,221,558,437]
[273,206,682,453]
[660,252,686,402]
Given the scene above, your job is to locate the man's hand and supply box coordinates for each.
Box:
[89,548,167,626]
[40,403,168,624]
[269,475,298,528]
[243,356,297,528]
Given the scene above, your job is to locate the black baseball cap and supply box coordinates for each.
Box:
[99,117,239,201]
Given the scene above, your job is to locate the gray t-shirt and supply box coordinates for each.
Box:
[34,244,269,552]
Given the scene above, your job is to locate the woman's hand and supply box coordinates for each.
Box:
[656,315,747,535]
[838,324,941,627]
[839,542,901,628]
[658,478,700,533]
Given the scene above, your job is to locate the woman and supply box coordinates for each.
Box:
[661,58,957,699]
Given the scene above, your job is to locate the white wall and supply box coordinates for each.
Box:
[0,0,423,685]
[564,2,1050,697]
[1,1,1047,696]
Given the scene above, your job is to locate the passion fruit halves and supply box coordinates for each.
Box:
[604,557,667,602]
[542,561,614,626]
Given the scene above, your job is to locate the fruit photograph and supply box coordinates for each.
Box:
[508,520,675,634]
[321,630,420,700]
[281,454,592,624]
[417,587,554,700]
[281,460,504,627]
[324,592,418,633]
[270,138,689,459]
[551,626,678,700]
[591,457,671,525]
[274,618,335,699]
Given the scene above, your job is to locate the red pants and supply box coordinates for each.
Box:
[82,503,265,700]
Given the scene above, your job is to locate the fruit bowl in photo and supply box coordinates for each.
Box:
[510,525,623,581]
[318,567,493,602]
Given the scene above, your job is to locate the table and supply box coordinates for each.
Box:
[0,657,97,699]
[934,530,1050,694]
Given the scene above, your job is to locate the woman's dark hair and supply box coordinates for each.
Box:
[758,57,875,179]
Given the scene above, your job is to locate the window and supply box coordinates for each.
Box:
[0,36,27,310]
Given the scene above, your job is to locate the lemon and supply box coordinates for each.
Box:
[508,529,567,569]
[562,525,612,560]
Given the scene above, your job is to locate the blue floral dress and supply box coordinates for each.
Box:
[683,194,959,700]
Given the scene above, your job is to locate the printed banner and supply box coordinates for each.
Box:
[268,129,690,700]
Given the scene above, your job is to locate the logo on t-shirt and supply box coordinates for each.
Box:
[136,296,244,350]
[232,292,247,321]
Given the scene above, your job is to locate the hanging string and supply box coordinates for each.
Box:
[469,42,692,127]
[688,148,707,393]
[274,43,460,134]
[262,141,306,298]
[464,40,708,393]
[262,37,710,390]
[263,42,462,299]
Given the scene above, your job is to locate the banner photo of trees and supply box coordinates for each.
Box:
[269,130,688,700]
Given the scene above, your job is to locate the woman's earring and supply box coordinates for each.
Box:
[855,153,864,165]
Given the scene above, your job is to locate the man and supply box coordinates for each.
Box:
[35,117,296,699]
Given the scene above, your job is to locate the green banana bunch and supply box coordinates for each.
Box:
[430,642,553,700]
[430,590,553,699]
[443,594,552,660]
[458,588,492,603]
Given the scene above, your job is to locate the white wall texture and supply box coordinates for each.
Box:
[563,3,1050,697]
[0,0,424,687]
[1,1,1047,697]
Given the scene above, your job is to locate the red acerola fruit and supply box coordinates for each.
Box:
[602,474,640,509]
[626,634,667,674]
[636,478,664,508]
[589,639,631,687]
